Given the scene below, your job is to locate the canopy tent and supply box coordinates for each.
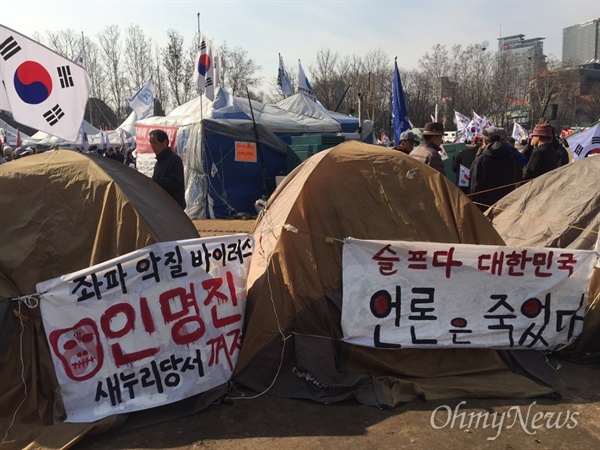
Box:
[136,88,374,219]
[234,141,554,408]
[28,114,137,150]
[30,120,100,148]
[487,156,600,362]
[0,151,203,448]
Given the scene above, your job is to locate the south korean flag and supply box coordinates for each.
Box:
[0,24,91,142]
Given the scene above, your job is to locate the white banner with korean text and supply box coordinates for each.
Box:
[341,239,597,350]
[38,234,253,423]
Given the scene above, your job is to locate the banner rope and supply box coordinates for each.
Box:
[2,295,40,442]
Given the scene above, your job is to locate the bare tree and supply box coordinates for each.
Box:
[125,25,153,97]
[163,30,190,109]
[219,41,262,99]
[42,28,82,59]
[310,48,343,110]
[152,44,168,116]
[490,50,522,129]
[98,25,126,123]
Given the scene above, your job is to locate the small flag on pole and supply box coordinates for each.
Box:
[512,122,529,142]
[458,164,470,187]
[298,60,317,101]
[392,58,410,146]
[277,53,292,97]
[128,77,155,120]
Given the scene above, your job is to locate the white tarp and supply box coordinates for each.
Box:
[37,234,253,422]
[341,239,597,350]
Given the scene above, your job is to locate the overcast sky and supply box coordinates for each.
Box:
[2,0,599,93]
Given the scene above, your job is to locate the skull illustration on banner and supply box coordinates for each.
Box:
[49,318,104,381]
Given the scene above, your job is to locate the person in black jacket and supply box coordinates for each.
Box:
[149,129,186,209]
[469,127,522,212]
[452,136,481,194]
[522,124,559,181]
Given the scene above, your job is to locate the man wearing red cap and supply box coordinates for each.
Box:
[522,124,559,181]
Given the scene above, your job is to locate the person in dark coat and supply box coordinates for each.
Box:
[149,129,186,209]
[522,124,559,181]
[469,127,522,212]
[451,137,481,194]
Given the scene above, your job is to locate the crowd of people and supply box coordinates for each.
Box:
[1,142,138,170]
[389,121,568,212]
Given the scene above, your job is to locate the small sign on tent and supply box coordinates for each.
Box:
[341,238,597,350]
[37,234,253,422]
[235,141,257,162]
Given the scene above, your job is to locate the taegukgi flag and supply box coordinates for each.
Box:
[566,122,600,160]
[0,24,92,142]
[193,34,218,101]
[512,122,529,142]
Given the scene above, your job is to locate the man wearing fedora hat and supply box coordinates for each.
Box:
[522,123,559,181]
[409,122,445,174]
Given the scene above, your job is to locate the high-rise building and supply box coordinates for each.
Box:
[562,18,600,66]
[497,34,546,73]
[496,34,546,98]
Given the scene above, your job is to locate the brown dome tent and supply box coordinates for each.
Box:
[0,150,200,448]
[487,156,600,363]
[234,141,554,407]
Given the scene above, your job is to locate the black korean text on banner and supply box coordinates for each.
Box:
[38,234,253,423]
[341,239,596,350]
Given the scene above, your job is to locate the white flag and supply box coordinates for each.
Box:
[566,122,600,160]
[73,51,86,69]
[193,34,218,101]
[458,164,470,187]
[472,111,484,125]
[512,122,529,142]
[0,25,92,142]
[298,60,316,101]
[454,111,470,131]
[277,53,292,97]
[128,77,155,120]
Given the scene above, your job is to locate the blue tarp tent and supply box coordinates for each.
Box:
[136,88,373,218]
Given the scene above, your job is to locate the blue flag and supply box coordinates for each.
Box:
[392,59,410,146]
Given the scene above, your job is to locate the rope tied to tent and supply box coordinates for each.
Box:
[11,293,40,309]
[2,294,40,442]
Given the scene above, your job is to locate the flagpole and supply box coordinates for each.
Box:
[81,31,93,128]
[197,12,204,121]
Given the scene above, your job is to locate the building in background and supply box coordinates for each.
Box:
[497,34,546,73]
[562,18,600,67]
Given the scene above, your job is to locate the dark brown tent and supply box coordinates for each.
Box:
[487,156,600,362]
[234,141,554,407]
[0,151,201,448]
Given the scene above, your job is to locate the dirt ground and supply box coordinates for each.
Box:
[73,220,599,450]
